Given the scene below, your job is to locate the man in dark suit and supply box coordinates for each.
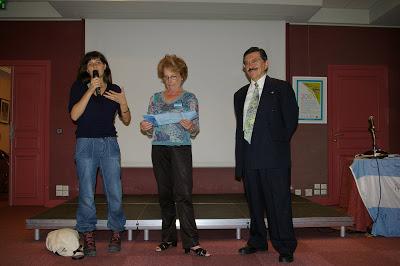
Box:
[234,47,298,263]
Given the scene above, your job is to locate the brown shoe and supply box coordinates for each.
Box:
[108,231,121,253]
[82,231,96,256]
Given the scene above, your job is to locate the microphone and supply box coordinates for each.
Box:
[92,70,101,96]
[361,115,388,158]
[368,115,375,131]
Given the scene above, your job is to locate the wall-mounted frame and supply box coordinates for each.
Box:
[292,76,327,124]
[0,99,10,124]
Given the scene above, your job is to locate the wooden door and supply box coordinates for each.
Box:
[1,61,50,206]
[327,65,388,205]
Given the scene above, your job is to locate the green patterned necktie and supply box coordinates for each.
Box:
[244,82,260,144]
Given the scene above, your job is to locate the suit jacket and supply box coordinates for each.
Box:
[234,75,299,179]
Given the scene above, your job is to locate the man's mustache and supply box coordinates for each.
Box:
[247,67,257,72]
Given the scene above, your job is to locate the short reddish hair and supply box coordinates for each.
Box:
[157,54,188,82]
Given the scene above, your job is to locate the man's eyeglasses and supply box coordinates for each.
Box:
[243,59,262,67]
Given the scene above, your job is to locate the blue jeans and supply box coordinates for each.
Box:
[75,137,126,233]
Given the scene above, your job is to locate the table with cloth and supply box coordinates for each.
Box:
[350,156,400,237]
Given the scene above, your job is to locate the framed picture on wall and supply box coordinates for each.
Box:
[0,99,10,124]
[292,76,327,124]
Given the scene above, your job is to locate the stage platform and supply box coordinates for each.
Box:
[26,194,353,240]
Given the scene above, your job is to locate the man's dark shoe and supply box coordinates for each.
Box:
[279,254,294,263]
[108,231,121,253]
[82,231,96,256]
[238,245,267,255]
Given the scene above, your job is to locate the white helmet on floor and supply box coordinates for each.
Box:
[46,228,83,259]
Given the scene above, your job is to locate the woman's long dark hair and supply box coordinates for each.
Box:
[76,51,113,84]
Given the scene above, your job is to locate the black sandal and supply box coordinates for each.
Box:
[155,241,177,252]
[184,247,211,257]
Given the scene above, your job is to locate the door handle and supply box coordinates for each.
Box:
[332,133,344,142]
[333,133,344,137]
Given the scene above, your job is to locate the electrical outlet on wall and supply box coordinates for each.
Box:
[62,186,69,196]
[56,185,69,197]
[305,189,313,196]
[321,189,327,195]
[295,189,302,196]
[321,183,327,189]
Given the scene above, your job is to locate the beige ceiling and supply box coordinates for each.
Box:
[1,0,400,26]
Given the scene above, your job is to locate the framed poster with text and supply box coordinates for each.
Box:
[292,77,327,124]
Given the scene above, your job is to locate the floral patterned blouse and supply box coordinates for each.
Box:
[146,90,199,146]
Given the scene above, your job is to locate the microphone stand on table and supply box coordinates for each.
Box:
[362,116,388,159]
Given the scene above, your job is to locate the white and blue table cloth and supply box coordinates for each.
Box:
[350,156,400,236]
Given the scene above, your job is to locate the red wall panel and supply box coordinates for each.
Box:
[0,21,85,201]
[288,25,400,192]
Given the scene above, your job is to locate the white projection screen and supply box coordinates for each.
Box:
[85,19,286,167]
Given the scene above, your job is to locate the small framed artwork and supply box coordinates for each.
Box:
[0,99,10,124]
[292,76,327,124]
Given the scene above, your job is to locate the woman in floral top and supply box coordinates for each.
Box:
[140,54,210,257]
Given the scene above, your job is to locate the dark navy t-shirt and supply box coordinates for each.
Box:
[68,80,122,138]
